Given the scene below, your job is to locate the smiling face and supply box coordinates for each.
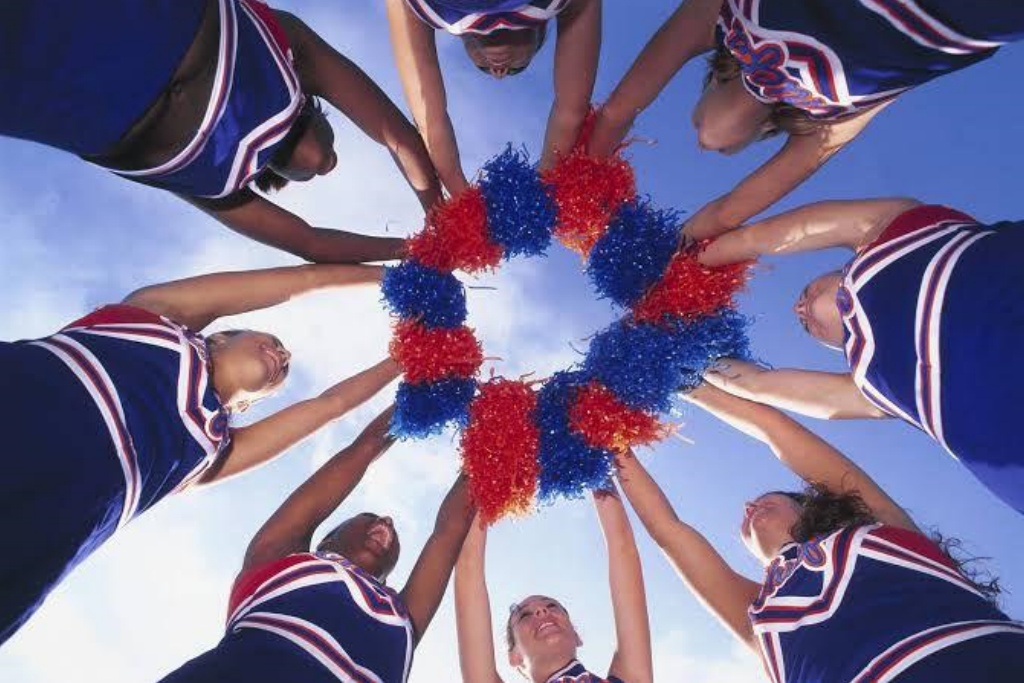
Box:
[506,595,581,674]
[318,513,401,582]
[207,330,291,408]
[740,493,804,564]
[793,272,846,348]
[461,27,546,78]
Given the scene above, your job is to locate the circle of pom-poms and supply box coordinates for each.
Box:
[382,110,753,522]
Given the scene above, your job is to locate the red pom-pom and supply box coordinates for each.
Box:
[569,382,664,453]
[459,379,540,524]
[408,188,503,273]
[390,320,483,383]
[541,112,636,257]
[632,245,751,323]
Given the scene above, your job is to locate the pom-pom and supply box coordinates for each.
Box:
[587,200,682,307]
[408,188,503,273]
[569,382,664,452]
[541,152,635,257]
[672,309,752,392]
[479,147,556,258]
[633,246,751,323]
[381,261,467,328]
[390,320,483,383]
[391,378,477,439]
[459,379,540,523]
[534,371,616,502]
[582,320,691,413]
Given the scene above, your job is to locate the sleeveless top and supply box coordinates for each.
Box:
[26,304,230,528]
[546,659,625,683]
[404,0,571,35]
[715,0,1023,119]
[1,0,304,198]
[839,204,1024,513]
[750,524,1023,683]
[225,552,415,682]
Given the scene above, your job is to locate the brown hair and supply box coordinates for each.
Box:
[781,484,1002,604]
[704,45,819,138]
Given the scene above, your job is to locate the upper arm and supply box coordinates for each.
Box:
[594,490,654,683]
[188,192,318,260]
[615,455,759,650]
[385,0,448,123]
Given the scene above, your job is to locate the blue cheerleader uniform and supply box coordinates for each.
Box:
[0,305,230,645]
[160,552,414,682]
[716,0,1024,119]
[546,659,625,683]
[0,0,304,198]
[404,0,571,35]
[839,205,1024,514]
[751,524,1024,682]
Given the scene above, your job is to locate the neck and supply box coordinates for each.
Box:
[531,656,578,683]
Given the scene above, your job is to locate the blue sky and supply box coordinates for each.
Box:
[2,2,1023,681]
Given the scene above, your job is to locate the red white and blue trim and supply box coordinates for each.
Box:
[228,553,414,682]
[404,0,571,35]
[108,0,304,198]
[859,0,1003,55]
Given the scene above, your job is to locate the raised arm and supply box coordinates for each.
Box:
[385,0,469,196]
[685,383,917,530]
[593,487,653,683]
[705,359,888,420]
[616,453,760,649]
[202,358,400,484]
[241,406,396,573]
[186,191,407,265]
[454,522,504,683]
[686,106,893,243]
[399,475,476,644]
[123,262,382,332]
[698,195,920,266]
[280,11,444,210]
[538,0,602,170]
[587,0,721,157]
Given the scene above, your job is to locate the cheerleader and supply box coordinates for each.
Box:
[1,0,441,262]
[588,0,1024,240]
[697,197,1024,515]
[617,382,1024,683]
[454,489,652,683]
[160,407,474,682]
[385,0,601,195]
[0,262,398,645]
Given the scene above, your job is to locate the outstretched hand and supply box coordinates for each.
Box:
[586,104,635,159]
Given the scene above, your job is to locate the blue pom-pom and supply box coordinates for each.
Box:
[582,321,688,412]
[586,199,681,307]
[534,371,616,502]
[391,378,477,439]
[479,146,556,258]
[382,261,467,328]
[673,309,752,392]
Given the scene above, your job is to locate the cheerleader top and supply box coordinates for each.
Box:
[226,552,415,682]
[26,304,230,530]
[546,659,625,683]
[749,524,1022,683]
[715,0,1019,119]
[1,0,305,198]
[838,205,988,443]
[404,0,572,35]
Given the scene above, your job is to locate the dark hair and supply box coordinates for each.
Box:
[703,45,818,139]
[253,97,325,194]
[781,484,1002,604]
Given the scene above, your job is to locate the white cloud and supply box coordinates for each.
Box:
[652,629,764,683]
